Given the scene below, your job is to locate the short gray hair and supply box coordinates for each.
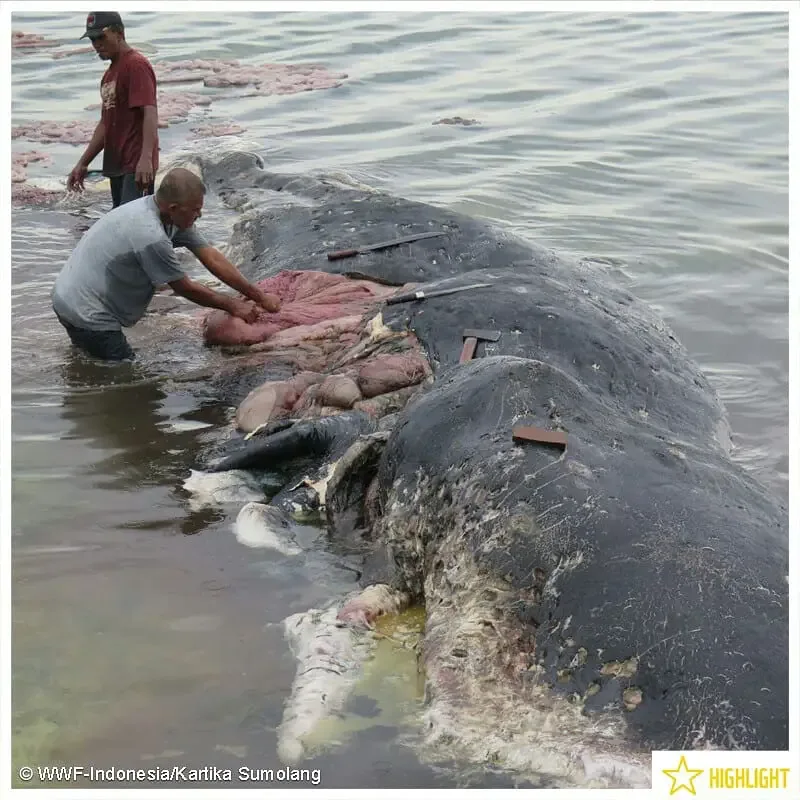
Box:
[156,168,206,205]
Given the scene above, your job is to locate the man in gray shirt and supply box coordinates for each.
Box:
[52,167,280,361]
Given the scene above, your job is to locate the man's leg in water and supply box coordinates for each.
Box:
[110,174,155,208]
[54,311,135,361]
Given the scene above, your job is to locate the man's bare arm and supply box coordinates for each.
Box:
[135,106,158,188]
[67,121,105,191]
[193,245,281,312]
[168,276,260,322]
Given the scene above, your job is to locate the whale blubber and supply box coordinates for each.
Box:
[600,657,638,679]
[622,687,643,711]
[299,607,426,758]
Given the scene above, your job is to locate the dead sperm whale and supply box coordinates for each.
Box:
[186,151,788,783]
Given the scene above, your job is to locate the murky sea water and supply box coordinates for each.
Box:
[10,10,788,789]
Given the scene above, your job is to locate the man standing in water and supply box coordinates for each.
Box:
[66,12,159,207]
[52,168,281,361]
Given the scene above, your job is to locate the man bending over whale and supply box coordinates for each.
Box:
[51,167,281,361]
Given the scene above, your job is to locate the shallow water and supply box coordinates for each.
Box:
[10,10,788,789]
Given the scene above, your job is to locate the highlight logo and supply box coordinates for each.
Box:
[662,755,704,795]
[652,752,795,798]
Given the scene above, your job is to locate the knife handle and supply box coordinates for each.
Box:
[459,337,478,363]
[385,290,425,306]
[512,425,567,450]
[327,249,359,261]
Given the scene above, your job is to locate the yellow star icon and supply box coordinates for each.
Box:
[662,755,705,796]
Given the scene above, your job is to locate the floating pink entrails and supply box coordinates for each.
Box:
[13,58,345,147]
[11,150,52,183]
[154,59,240,84]
[155,58,347,96]
[11,184,63,206]
[13,90,215,144]
[12,30,56,49]
[11,121,98,145]
[52,46,95,60]
[156,92,213,127]
[190,122,247,138]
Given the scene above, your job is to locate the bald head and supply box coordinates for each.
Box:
[155,168,206,229]
[156,167,206,206]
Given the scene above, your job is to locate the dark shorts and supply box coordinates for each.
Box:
[54,310,135,361]
[110,174,155,208]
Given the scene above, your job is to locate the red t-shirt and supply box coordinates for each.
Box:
[100,49,159,176]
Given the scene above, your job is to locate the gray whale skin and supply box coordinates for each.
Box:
[196,150,788,765]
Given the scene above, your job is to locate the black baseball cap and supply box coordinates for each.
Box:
[80,12,124,39]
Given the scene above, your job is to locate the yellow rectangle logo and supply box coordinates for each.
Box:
[652,752,795,798]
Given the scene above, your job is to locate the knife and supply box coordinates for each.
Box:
[327,230,448,261]
[385,282,493,305]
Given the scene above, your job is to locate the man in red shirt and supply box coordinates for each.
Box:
[67,12,159,208]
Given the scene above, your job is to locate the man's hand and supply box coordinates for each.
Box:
[135,155,154,190]
[254,290,281,313]
[168,276,263,321]
[67,164,87,193]
[228,298,261,324]
[193,246,286,313]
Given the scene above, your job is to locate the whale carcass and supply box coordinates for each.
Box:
[186,151,788,786]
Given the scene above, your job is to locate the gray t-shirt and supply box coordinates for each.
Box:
[52,195,209,331]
